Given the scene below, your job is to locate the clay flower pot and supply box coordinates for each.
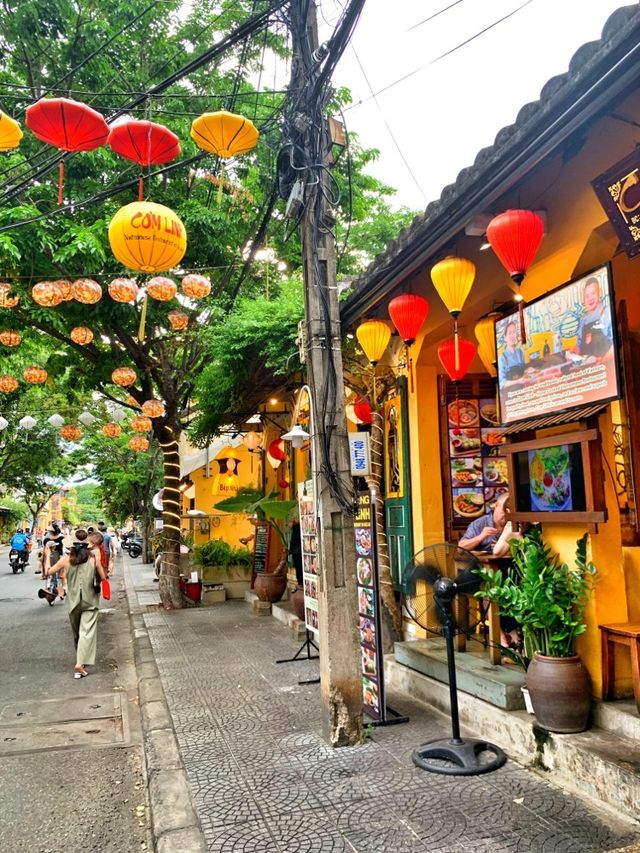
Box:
[526,652,591,733]
[254,573,287,603]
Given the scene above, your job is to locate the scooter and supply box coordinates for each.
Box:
[9,549,28,573]
[122,533,143,559]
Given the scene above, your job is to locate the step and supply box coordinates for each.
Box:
[272,600,306,640]
[593,699,640,741]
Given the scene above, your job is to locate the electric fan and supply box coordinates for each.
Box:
[403,543,506,775]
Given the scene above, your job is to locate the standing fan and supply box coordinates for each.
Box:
[403,543,506,775]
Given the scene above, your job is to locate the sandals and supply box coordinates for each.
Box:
[73,665,88,679]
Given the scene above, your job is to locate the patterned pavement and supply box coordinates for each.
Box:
[143,602,639,853]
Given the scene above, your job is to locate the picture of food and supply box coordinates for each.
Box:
[362,647,377,677]
[479,399,499,426]
[451,456,482,488]
[485,486,508,508]
[452,489,485,518]
[362,677,379,713]
[528,445,573,511]
[483,458,507,486]
[359,616,375,646]
[357,557,373,586]
[359,587,375,617]
[449,429,481,456]
[448,399,479,428]
[481,429,506,451]
[355,527,372,556]
[306,607,319,631]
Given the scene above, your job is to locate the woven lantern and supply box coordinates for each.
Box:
[127,394,140,407]
[73,278,102,304]
[55,280,74,301]
[129,435,149,452]
[24,366,48,384]
[60,424,82,441]
[437,336,477,382]
[108,201,186,273]
[167,310,189,331]
[0,284,19,308]
[141,399,165,418]
[147,276,176,301]
[181,273,211,299]
[242,431,262,451]
[108,277,138,303]
[388,294,430,346]
[0,330,21,347]
[102,422,122,438]
[0,375,18,393]
[70,326,94,345]
[0,110,23,151]
[356,320,391,366]
[111,367,137,387]
[19,416,37,430]
[32,280,64,307]
[131,415,152,433]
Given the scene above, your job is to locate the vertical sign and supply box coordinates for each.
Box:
[298,480,319,636]
[348,432,372,476]
[252,522,270,586]
[354,490,385,722]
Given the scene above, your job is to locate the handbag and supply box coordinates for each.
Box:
[101,578,111,600]
[93,569,101,592]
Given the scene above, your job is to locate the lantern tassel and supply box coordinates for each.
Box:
[138,294,148,343]
[518,299,526,345]
[407,345,414,395]
[454,320,460,372]
[217,162,224,204]
[138,176,144,201]
[58,160,64,205]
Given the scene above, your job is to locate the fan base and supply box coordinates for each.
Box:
[412,736,506,776]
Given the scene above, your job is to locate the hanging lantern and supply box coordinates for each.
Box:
[430,256,476,372]
[127,395,140,407]
[181,273,211,299]
[278,479,289,490]
[477,344,497,379]
[111,408,126,422]
[60,424,82,441]
[388,294,430,346]
[354,397,373,425]
[0,416,8,430]
[167,310,189,331]
[24,366,48,384]
[108,119,181,200]
[355,320,391,366]
[437,336,477,382]
[266,438,286,470]
[0,330,21,347]
[102,422,122,437]
[72,278,102,304]
[129,435,149,452]
[0,110,23,151]
[243,431,262,451]
[131,415,152,433]
[32,280,64,307]
[141,399,165,418]
[0,375,18,393]
[55,280,74,301]
[111,367,137,387]
[0,284,19,308]
[108,201,186,273]
[19,416,37,430]
[108,277,138,303]
[79,411,96,426]
[48,414,65,427]
[474,316,498,377]
[70,326,94,345]
[191,111,258,159]
[147,276,176,301]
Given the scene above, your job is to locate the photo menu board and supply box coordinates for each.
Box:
[446,397,508,526]
[298,481,319,637]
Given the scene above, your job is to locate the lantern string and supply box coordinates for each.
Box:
[454,318,460,372]
[57,160,64,206]
[138,295,149,343]
[138,175,144,201]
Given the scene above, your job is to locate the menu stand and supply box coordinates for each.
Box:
[275,629,320,685]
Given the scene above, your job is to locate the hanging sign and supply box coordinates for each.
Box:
[592,149,640,259]
[252,522,271,583]
[298,480,319,636]
[348,432,371,477]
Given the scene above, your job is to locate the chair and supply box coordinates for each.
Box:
[598,622,640,712]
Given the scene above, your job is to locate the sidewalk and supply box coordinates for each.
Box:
[128,563,640,853]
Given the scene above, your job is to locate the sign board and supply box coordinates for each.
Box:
[252,522,271,581]
[154,519,164,530]
[298,480,319,636]
[348,432,371,476]
[592,149,640,259]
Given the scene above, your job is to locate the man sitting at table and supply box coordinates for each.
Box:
[459,493,518,555]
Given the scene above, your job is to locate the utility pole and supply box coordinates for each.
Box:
[288,0,364,746]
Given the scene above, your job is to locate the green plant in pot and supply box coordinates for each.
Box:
[475,527,596,733]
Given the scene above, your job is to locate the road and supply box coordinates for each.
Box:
[0,545,150,853]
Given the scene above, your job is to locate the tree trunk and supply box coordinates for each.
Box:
[156,424,183,609]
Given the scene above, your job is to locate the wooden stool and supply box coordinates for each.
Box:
[599,622,640,711]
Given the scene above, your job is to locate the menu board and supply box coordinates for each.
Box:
[298,481,319,636]
[446,396,508,525]
[252,523,270,577]
[354,490,384,722]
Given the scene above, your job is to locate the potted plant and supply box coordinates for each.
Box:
[191,539,253,599]
[475,527,596,733]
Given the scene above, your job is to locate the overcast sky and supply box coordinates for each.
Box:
[322,0,628,211]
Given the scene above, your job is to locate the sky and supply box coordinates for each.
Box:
[319,0,629,211]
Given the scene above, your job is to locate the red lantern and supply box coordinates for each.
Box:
[353,397,372,425]
[278,479,289,490]
[108,120,181,200]
[60,424,82,441]
[0,330,21,347]
[108,277,138,303]
[267,438,286,470]
[24,366,48,384]
[437,336,477,382]
[147,276,176,301]
[388,294,429,345]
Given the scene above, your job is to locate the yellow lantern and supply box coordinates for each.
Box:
[60,424,82,441]
[108,277,138,303]
[24,366,48,384]
[190,111,258,159]
[70,326,94,345]
[355,320,391,365]
[181,273,211,299]
[147,276,176,301]
[474,315,498,377]
[131,415,152,433]
[111,367,137,387]
[0,330,21,347]
[477,344,497,379]
[141,399,165,418]
[0,283,18,309]
[32,281,64,307]
[108,201,186,273]
[430,257,476,316]
[167,310,189,331]
[73,278,102,304]
[0,110,22,151]
[55,280,74,301]
[243,431,262,451]
[129,435,149,452]
[0,375,18,392]
[102,422,122,438]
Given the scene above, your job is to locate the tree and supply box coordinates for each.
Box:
[70,483,104,525]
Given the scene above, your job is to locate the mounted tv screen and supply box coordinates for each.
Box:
[495,264,620,425]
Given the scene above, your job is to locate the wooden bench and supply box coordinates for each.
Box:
[598,622,640,711]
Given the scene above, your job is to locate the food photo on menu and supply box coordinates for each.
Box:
[359,616,375,646]
[447,399,479,428]
[483,457,507,486]
[359,587,375,617]
[356,557,373,586]
[306,607,319,630]
[355,527,372,556]
[452,488,485,520]
[450,456,482,488]
[449,428,481,456]
[479,398,499,426]
[481,428,506,454]
[528,445,573,511]
[361,647,377,677]
[362,676,379,712]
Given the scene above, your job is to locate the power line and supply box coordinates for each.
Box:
[408,0,465,32]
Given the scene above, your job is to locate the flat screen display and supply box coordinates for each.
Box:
[495,265,620,424]
[513,443,586,513]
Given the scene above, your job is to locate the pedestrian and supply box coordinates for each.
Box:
[47,528,106,678]
[98,522,115,574]
[88,531,108,577]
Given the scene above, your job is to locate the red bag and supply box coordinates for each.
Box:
[101,578,111,600]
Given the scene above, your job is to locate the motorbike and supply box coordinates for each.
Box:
[9,548,28,573]
[122,533,143,559]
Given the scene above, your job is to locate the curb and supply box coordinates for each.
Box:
[123,559,207,853]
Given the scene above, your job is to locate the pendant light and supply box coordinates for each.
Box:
[355,319,391,366]
[474,315,499,378]
[437,336,477,382]
[430,257,475,372]
[388,294,429,393]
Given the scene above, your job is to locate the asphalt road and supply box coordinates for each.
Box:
[0,546,150,853]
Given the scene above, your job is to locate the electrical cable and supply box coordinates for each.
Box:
[408,0,466,31]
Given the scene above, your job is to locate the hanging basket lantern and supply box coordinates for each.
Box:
[102,422,122,438]
[111,408,126,422]
[437,336,477,382]
[108,119,181,200]
[72,278,102,304]
[267,438,286,470]
[0,416,8,430]
[242,431,262,451]
[355,320,391,366]
[141,399,165,418]
[0,330,21,347]
[24,366,48,384]
[354,397,373,425]
[127,394,140,407]
[474,316,498,377]
[131,415,152,433]
[167,310,189,331]
[190,110,259,159]
[60,424,82,441]
[55,280,74,301]
[19,416,37,430]
[147,276,176,301]
[388,294,430,346]
[32,280,64,307]
[0,375,18,393]
[0,284,19,308]
[111,367,137,387]
[129,435,149,452]
[108,277,138,303]
[78,411,96,427]
[70,325,94,346]
[0,110,23,150]
[181,273,211,299]
[48,414,65,427]
[108,201,186,273]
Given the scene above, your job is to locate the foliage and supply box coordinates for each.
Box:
[191,538,252,571]
[0,495,30,539]
[70,483,104,526]
[214,487,297,547]
[475,528,596,661]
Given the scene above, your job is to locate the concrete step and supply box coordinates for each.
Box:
[593,698,640,741]
[272,599,306,640]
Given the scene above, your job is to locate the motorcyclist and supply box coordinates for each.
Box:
[9,529,29,563]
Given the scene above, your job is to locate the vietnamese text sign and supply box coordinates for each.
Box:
[252,523,270,577]
[348,432,371,476]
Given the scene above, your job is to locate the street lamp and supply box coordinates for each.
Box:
[282,423,310,450]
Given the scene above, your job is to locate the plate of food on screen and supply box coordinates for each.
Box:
[453,491,485,518]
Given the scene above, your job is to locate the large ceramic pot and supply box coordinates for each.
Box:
[254,573,287,603]
[527,653,591,733]
[291,588,305,621]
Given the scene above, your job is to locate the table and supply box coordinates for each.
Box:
[469,552,507,665]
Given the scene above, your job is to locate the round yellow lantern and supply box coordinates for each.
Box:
[102,422,122,438]
[129,435,149,452]
[474,315,498,378]
[0,110,23,151]
[167,310,189,331]
[147,276,176,301]
[32,281,64,307]
[70,326,94,345]
[0,330,21,347]
[190,111,259,158]
[181,273,211,299]
[0,283,19,308]
[141,399,165,418]
[60,424,82,441]
[0,375,18,392]
[55,280,74,301]
[24,366,48,384]
[111,367,137,387]
[355,320,391,365]
[430,257,476,317]
[73,278,102,304]
[131,415,152,433]
[108,201,186,273]
[108,277,138,303]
